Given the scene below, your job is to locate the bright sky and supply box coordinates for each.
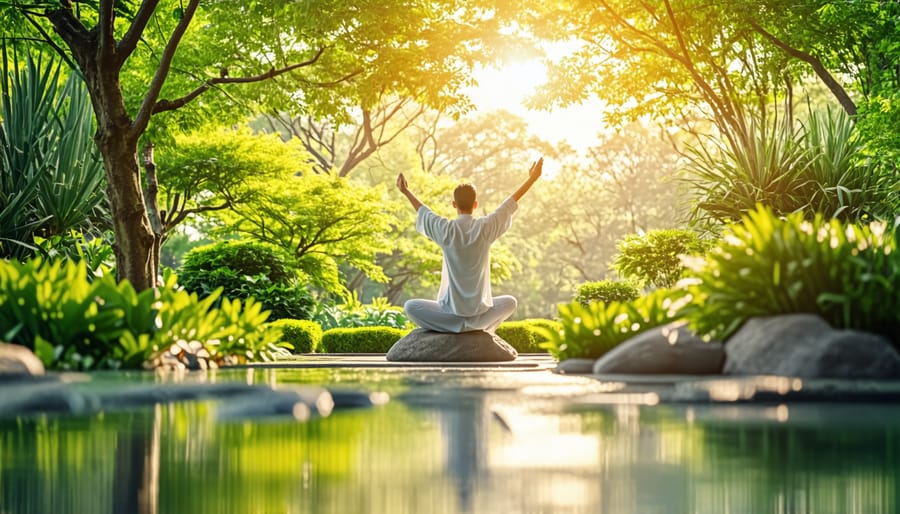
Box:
[465,58,608,165]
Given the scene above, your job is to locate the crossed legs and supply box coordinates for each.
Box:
[404,296,518,333]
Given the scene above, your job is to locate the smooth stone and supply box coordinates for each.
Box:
[0,343,45,380]
[592,322,725,375]
[555,358,596,374]
[724,314,900,378]
[386,328,517,362]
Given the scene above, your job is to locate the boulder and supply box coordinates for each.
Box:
[386,328,517,362]
[592,322,725,375]
[0,343,45,380]
[555,358,596,374]
[724,314,900,378]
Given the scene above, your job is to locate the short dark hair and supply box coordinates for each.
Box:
[453,183,477,212]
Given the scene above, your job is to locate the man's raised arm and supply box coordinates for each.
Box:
[512,157,543,202]
[396,173,423,212]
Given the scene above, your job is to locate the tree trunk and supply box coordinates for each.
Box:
[89,84,156,290]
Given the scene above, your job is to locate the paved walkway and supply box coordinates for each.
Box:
[248,353,558,370]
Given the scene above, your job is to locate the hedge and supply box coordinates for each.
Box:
[496,319,560,353]
[270,319,323,353]
[320,326,410,353]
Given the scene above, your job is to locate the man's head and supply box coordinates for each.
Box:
[453,183,477,214]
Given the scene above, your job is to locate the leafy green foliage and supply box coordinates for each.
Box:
[685,109,900,225]
[539,289,689,361]
[684,115,810,224]
[613,229,707,288]
[311,296,411,330]
[270,319,323,354]
[799,108,900,221]
[682,205,900,343]
[179,240,314,321]
[0,46,107,259]
[321,327,409,353]
[0,259,287,370]
[574,280,640,306]
[496,319,560,353]
[33,230,116,280]
[219,172,395,296]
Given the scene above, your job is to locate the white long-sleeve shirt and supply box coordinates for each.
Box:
[415,197,518,316]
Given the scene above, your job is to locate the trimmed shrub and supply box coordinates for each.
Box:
[539,289,690,361]
[0,258,288,370]
[270,319,323,353]
[179,240,314,321]
[321,327,410,353]
[683,204,900,344]
[613,229,706,288]
[574,279,640,306]
[496,319,560,353]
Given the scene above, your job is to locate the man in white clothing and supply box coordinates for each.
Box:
[396,157,543,333]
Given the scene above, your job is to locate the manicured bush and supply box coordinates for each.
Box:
[0,258,289,370]
[270,319,323,353]
[496,319,560,353]
[683,204,900,344]
[179,240,315,321]
[612,229,707,288]
[320,327,409,353]
[539,289,690,361]
[574,279,640,306]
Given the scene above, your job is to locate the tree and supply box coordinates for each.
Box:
[152,125,308,249]
[215,172,396,297]
[4,0,528,290]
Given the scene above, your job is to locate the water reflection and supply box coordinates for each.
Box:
[0,369,898,514]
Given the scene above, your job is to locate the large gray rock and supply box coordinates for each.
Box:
[724,314,900,378]
[592,322,725,375]
[0,343,45,380]
[386,328,517,362]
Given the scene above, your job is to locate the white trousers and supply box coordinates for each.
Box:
[403,296,517,333]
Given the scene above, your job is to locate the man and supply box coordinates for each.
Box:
[396,157,543,333]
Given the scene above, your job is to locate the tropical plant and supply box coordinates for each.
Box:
[269,319,323,354]
[799,108,900,221]
[178,240,315,321]
[33,229,116,279]
[0,259,288,370]
[682,204,900,343]
[573,280,641,306]
[0,46,107,259]
[613,229,707,289]
[539,289,690,361]
[684,114,810,225]
[311,296,412,330]
[321,327,409,353]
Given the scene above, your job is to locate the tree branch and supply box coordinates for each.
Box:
[152,46,329,114]
[132,0,201,136]
[98,0,115,48]
[116,0,162,65]
[750,20,857,116]
[18,13,78,69]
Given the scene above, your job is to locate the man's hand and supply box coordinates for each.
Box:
[397,173,423,212]
[512,156,544,202]
[396,173,409,193]
[529,157,543,181]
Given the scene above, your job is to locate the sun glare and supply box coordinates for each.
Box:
[467,55,607,173]
[469,59,549,113]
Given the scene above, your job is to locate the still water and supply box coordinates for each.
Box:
[1,366,898,514]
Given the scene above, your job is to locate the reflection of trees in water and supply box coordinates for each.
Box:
[694,414,900,514]
[0,407,161,514]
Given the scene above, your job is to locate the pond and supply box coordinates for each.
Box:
[1,362,898,514]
